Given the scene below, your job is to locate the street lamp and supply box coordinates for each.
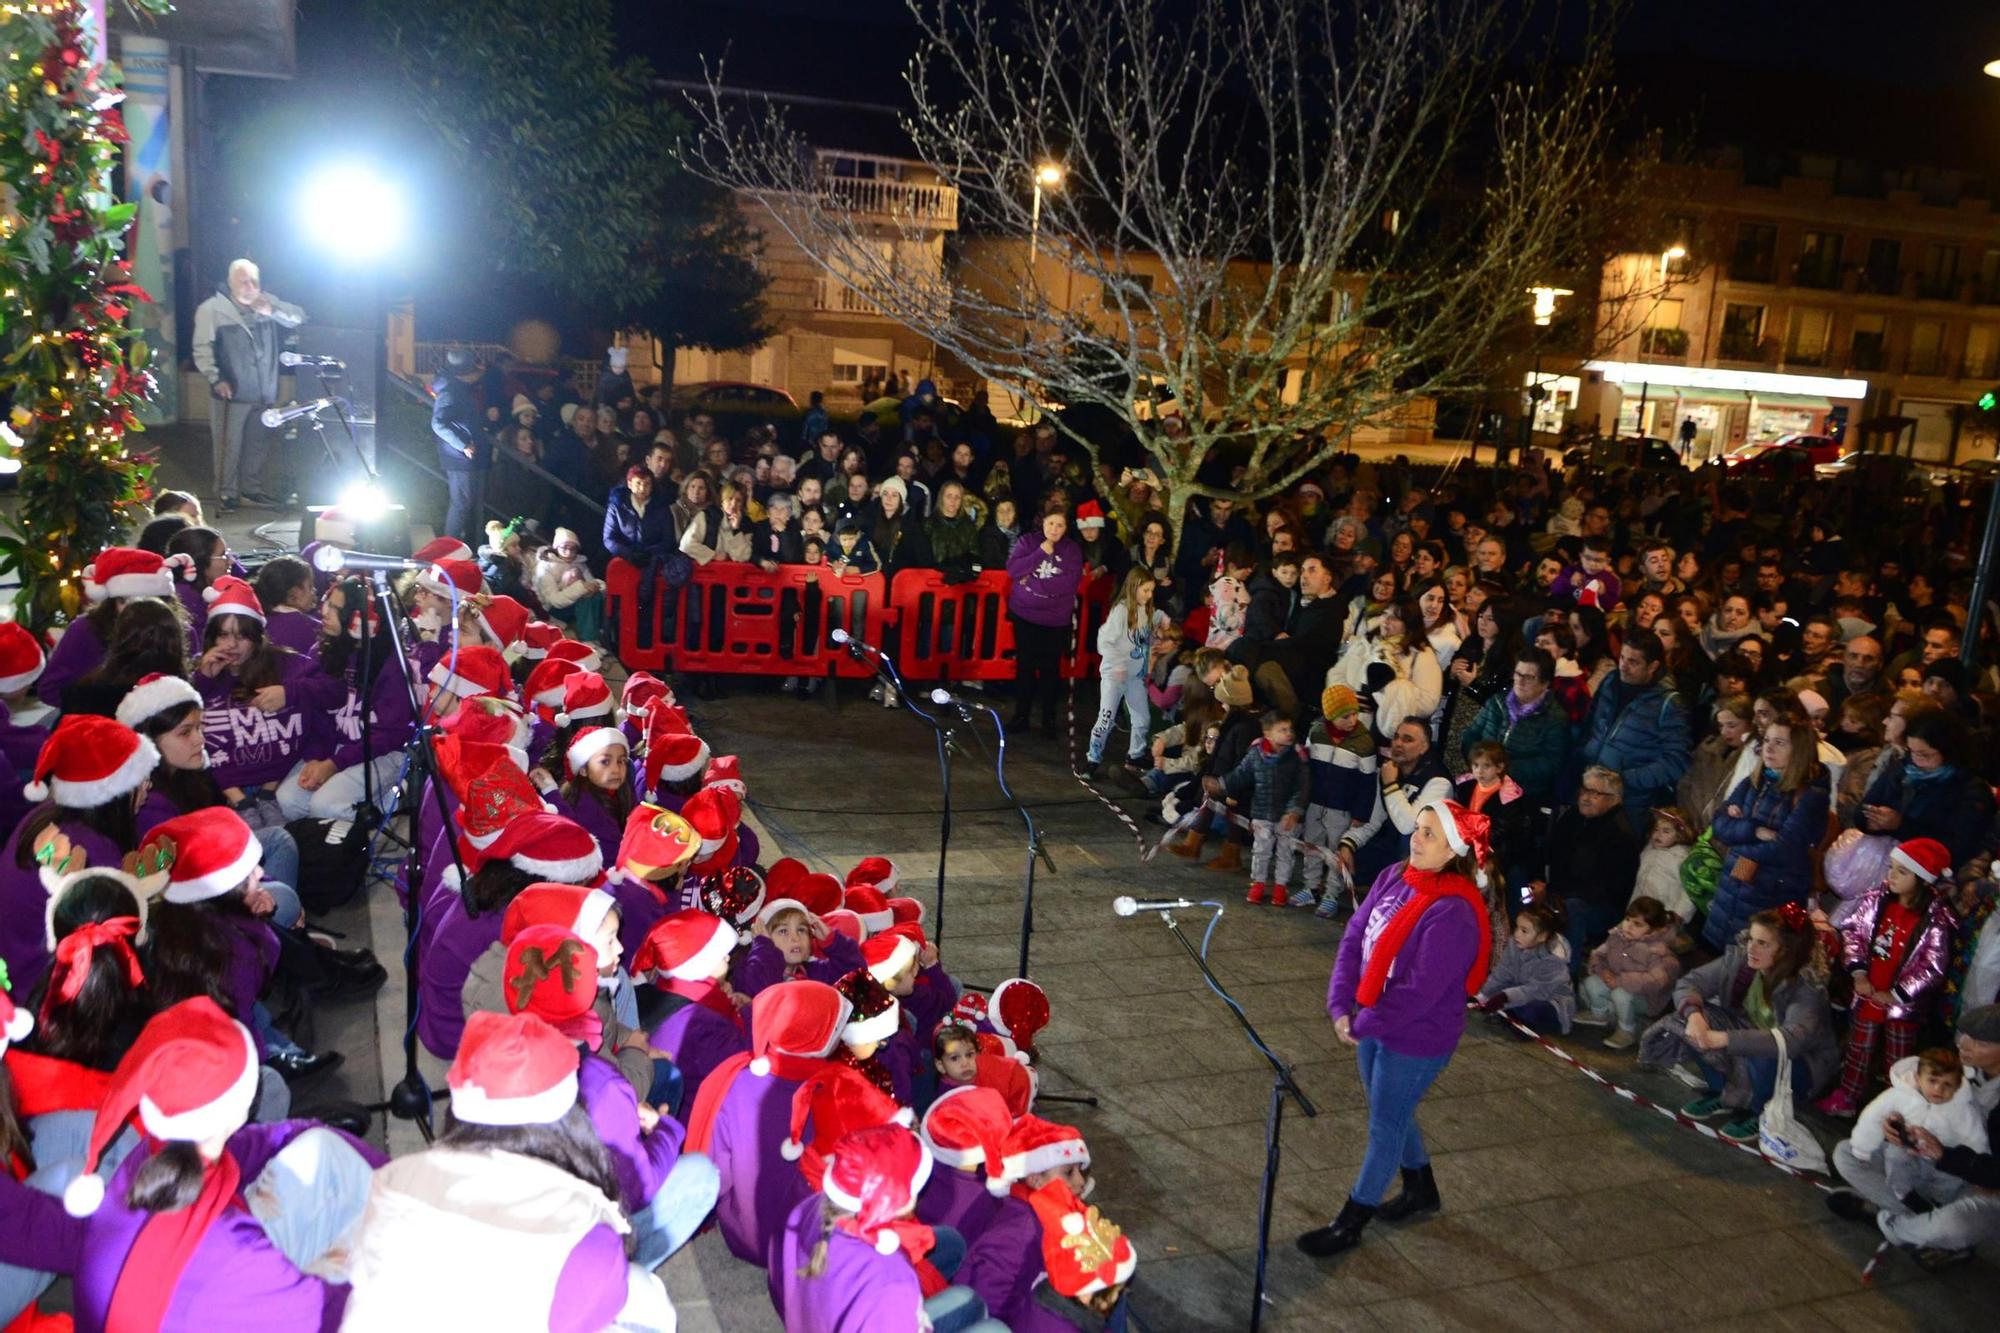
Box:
[1661,244,1687,283]
[1029,161,1064,265]
[1521,285,1573,456]
[1984,58,2000,78]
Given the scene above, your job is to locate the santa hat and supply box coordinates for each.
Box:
[453,761,551,853]
[988,978,1051,1053]
[200,574,264,624]
[433,735,536,809]
[546,640,603,673]
[1417,796,1493,888]
[1074,499,1107,528]
[476,813,604,884]
[951,992,988,1028]
[620,672,670,720]
[502,883,618,949]
[765,857,808,900]
[695,866,766,941]
[843,884,894,935]
[502,924,601,1043]
[311,506,359,549]
[973,1048,1037,1117]
[821,1124,934,1255]
[701,754,744,796]
[114,671,203,730]
[862,930,918,986]
[416,558,484,601]
[821,908,866,945]
[524,657,581,718]
[834,968,901,1047]
[747,979,850,1077]
[436,704,531,770]
[554,671,614,727]
[0,622,47,694]
[648,703,693,737]
[1003,1115,1091,1181]
[681,787,741,861]
[478,594,532,654]
[920,1085,1018,1195]
[136,808,262,904]
[82,547,194,602]
[613,803,701,882]
[25,716,158,807]
[795,871,846,919]
[1028,1177,1136,1300]
[427,645,513,700]
[1891,837,1952,885]
[63,997,259,1216]
[448,1010,580,1126]
[412,536,474,567]
[520,621,563,661]
[632,910,736,983]
[845,856,901,895]
[887,897,925,928]
[781,1061,912,1170]
[648,731,710,789]
[564,725,627,780]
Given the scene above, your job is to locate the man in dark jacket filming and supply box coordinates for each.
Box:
[191,257,306,511]
[431,347,488,545]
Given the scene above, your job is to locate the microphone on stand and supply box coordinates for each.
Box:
[261,397,339,428]
[312,547,424,575]
[280,351,346,369]
[829,627,880,661]
[1113,895,1207,917]
[928,687,979,722]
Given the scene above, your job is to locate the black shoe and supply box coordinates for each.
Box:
[1900,1191,1936,1216]
[220,495,240,513]
[1081,760,1104,780]
[312,949,388,1002]
[1297,1196,1375,1258]
[303,1101,372,1138]
[1375,1164,1441,1222]
[1913,1245,1975,1273]
[266,1048,344,1084]
[1823,1190,1877,1224]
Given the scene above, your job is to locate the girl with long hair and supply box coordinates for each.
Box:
[1703,718,1831,952]
[58,595,191,719]
[1084,569,1169,780]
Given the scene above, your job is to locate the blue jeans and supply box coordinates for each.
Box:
[1353,1037,1452,1205]
[1088,671,1150,763]
[647,1059,684,1118]
[443,469,486,546]
[628,1152,721,1270]
[1700,1055,1810,1113]
[255,826,301,917]
[1560,897,1623,979]
[1507,1000,1563,1034]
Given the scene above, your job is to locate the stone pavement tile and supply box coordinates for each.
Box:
[1262,1301,1386,1333]
[1259,1231,1436,1308]
[1084,1082,1208,1140]
[1109,1199,1219,1262]
[1425,1144,1574,1211]
[1364,1277,1569,1333]
[1169,1025,1307,1076]
[1515,1180,1697,1260]
[1781,1219,1928,1291]
[1277,1165,1369,1218]
[1398,1088,1559,1155]
[1655,1227,1859,1309]
[1516,1127,1698,1194]
[1194,1117,1369,1180]
[1374,1206,1572,1289]
[681,1229,781,1333]
[1808,1282,1995,1331]
[1644,1166,1826,1238]
[1036,1035,1214,1085]
[1283,1059,1379,1115]
[1260,1016,1349,1059]
[1423,1041,1566,1097]
[1516,1253,1708,1331]
[1155,1177,1328,1253]
[1124,1252,1268,1332]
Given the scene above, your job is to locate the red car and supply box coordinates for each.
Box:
[1722,434,1844,471]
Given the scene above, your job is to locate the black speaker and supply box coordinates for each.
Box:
[276,324,379,494]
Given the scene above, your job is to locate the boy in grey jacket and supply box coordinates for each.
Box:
[1206,711,1311,906]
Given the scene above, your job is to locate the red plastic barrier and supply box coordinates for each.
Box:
[1062,572,1115,680]
[666,562,887,680]
[604,558,669,671]
[888,570,1019,682]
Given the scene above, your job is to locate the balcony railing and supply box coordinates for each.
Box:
[818,176,959,228]
[814,277,886,315]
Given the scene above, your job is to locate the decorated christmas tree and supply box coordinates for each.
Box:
[0,0,171,629]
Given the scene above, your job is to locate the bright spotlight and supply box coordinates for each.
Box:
[339,481,391,524]
[299,163,406,262]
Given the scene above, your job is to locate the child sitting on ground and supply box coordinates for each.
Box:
[1576,895,1683,1050]
[1475,902,1577,1035]
[1635,806,1698,922]
[1205,709,1311,906]
[833,969,902,1103]
[1848,1047,1991,1210]
[1300,685,1377,918]
[736,895,863,995]
[534,526,606,644]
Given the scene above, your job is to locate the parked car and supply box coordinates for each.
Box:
[671,381,800,412]
[1563,436,1682,471]
[1718,442,1815,480]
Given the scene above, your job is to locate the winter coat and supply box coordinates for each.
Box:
[1543,804,1642,914]
[749,520,805,567]
[1453,774,1534,874]
[1579,676,1691,810]
[926,509,983,579]
[1328,864,1485,1059]
[1095,603,1167,677]
[1219,738,1311,822]
[533,550,600,612]
[1857,762,1995,869]
[1306,719,1377,816]
[1852,1057,1991,1157]
[1671,944,1840,1098]
[1587,920,1683,1015]
[1678,735,1747,828]
[1240,572,1297,645]
[1836,886,1957,1023]
[1339,751,1453,864]
[1479,938,1577,1030]
[1634,845,1694,920]
[602,487,679,565]
[190,285,305,405]
[1327,632,1443,741]
[431,372,488,473]
[978,522,1018,573]
[1205,575,1249,648]
[1459,691,1571,805]
[1005,532,1084,629]
[679,510,755,565]
[1704,772,1831,951]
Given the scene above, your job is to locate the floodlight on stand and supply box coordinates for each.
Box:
[340,481,391,524]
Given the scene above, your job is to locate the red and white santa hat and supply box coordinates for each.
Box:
[621,672,671,720]
[631,909,737,984]
[1891,837,1952,885]
[0,622,47,694]
[862,929,918,986]
[846,856,901,895]
[973,1047,1037,1117]
[920,1085,1019,1195]
[427,645,513,701]
[681,787,741,862]
[648,731,711,789]
[1003,1115,1091,1183]
[64,997,259,1216]
[821,1124,934,1255]
[834,968,901,1047]
[1416,796,1493,887]
[478,594,532,655]
[612,803,701,882]
[554,670,614,726]
[201,574,264,624]
[524,657,581,717]
[1028,1177,1136,1301]
[416,558,484,602]
[746,979,851,1077]
[449,1009,580,1126]
[546,639,603,673]
[564,725,628,781]
[453,761,552,854]
[843,884,895,935]
[435,703,531,770]
[887,897,925,928]
[988,977,1052,1053]
[520,621,563,661]
[821,907,866,945]
[795,871,846,919]
[412,536,474,567]
[311,506,359,550]
[701,753,744,796]
[501,882,619,949]
[82,547,194,602]
[781,1061,912,1170]
[114,671,203,730]
[25,716,158,807]
[502,924,602,1045]
[473,813,604,883]
[135,808,262,904]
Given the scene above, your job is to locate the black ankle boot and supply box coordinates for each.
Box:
[1296,1196,1375,1257]
[1375,1164,1441,1222]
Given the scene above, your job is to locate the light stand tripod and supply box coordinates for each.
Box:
[1136,903,1315,1333]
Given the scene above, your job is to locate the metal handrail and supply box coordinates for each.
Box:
[383,372,609,524]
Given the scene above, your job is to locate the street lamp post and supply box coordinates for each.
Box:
[1029,161,1064,266]
[1520,285,1572,460]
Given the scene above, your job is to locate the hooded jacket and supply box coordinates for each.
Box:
[190,284,305,404]
[1836,885,1957,1022]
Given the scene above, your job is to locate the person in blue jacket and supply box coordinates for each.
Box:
[431,348,489,547]
[1579,633,1690,812]
[1704,715,1831,951]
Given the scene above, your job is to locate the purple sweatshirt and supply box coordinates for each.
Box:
[0,814,125,994]
[770,1190,926,1333]
[916,1167,1072,1333]
[0,705,49,849]
[577,1046,685,1210]
[649,992,751,1122]
[707,1063,816,1264]
[1327,864,1483,1059]
[195,653,345,789]
[328,654,420,772]
[419,897,505,1059]
[731,932,864,997]
[36,616,105,706]
[265,607,322,656]
[1005,532,1085,628]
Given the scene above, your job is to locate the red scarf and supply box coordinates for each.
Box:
[1354,865,1491,1008]
[662,977,742,1025]
[103,1147,242,1333]
[3,1050,113,1119]
[684,1050,835,1155]
[835,1216,946,1296]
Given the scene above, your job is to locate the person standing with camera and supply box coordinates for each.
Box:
[192,257,306,512]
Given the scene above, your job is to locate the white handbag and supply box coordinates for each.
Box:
[1756,1028,1827,1174]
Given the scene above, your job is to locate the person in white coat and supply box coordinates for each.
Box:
[1328,593,1442,744]
[1085,570,1169,778]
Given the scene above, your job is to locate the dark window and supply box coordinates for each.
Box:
[1864,239,1900,295]
[1719,304,1765,359]
[1730,224,1778,283]
[1795,232,1842,290]
[1920,244,1960,300]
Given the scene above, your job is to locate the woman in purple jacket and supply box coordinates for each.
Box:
[1300,798,1493,1258]
[271,584,417,823]
[1005,507,1083,736]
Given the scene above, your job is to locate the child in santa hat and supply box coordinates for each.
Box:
[772,1123,1003,1333]
[932,1022,981,1099]
[605,802,702,961]
[0,716,157,993]
[503,924,720,1268]
[344,1011,675,1332]
[1025,1175,1137,1322]
[633,909,750,1118]
[735,876,863,996]
[0,621,53,734]
[833,968,903,1103]
[36,547,193,705]
[4,998,381,1332]
[545,724,634,869]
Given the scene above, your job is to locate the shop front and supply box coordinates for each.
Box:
[1583,360,1867,461]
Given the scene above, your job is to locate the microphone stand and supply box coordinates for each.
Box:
[1146,904,1315,1333]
